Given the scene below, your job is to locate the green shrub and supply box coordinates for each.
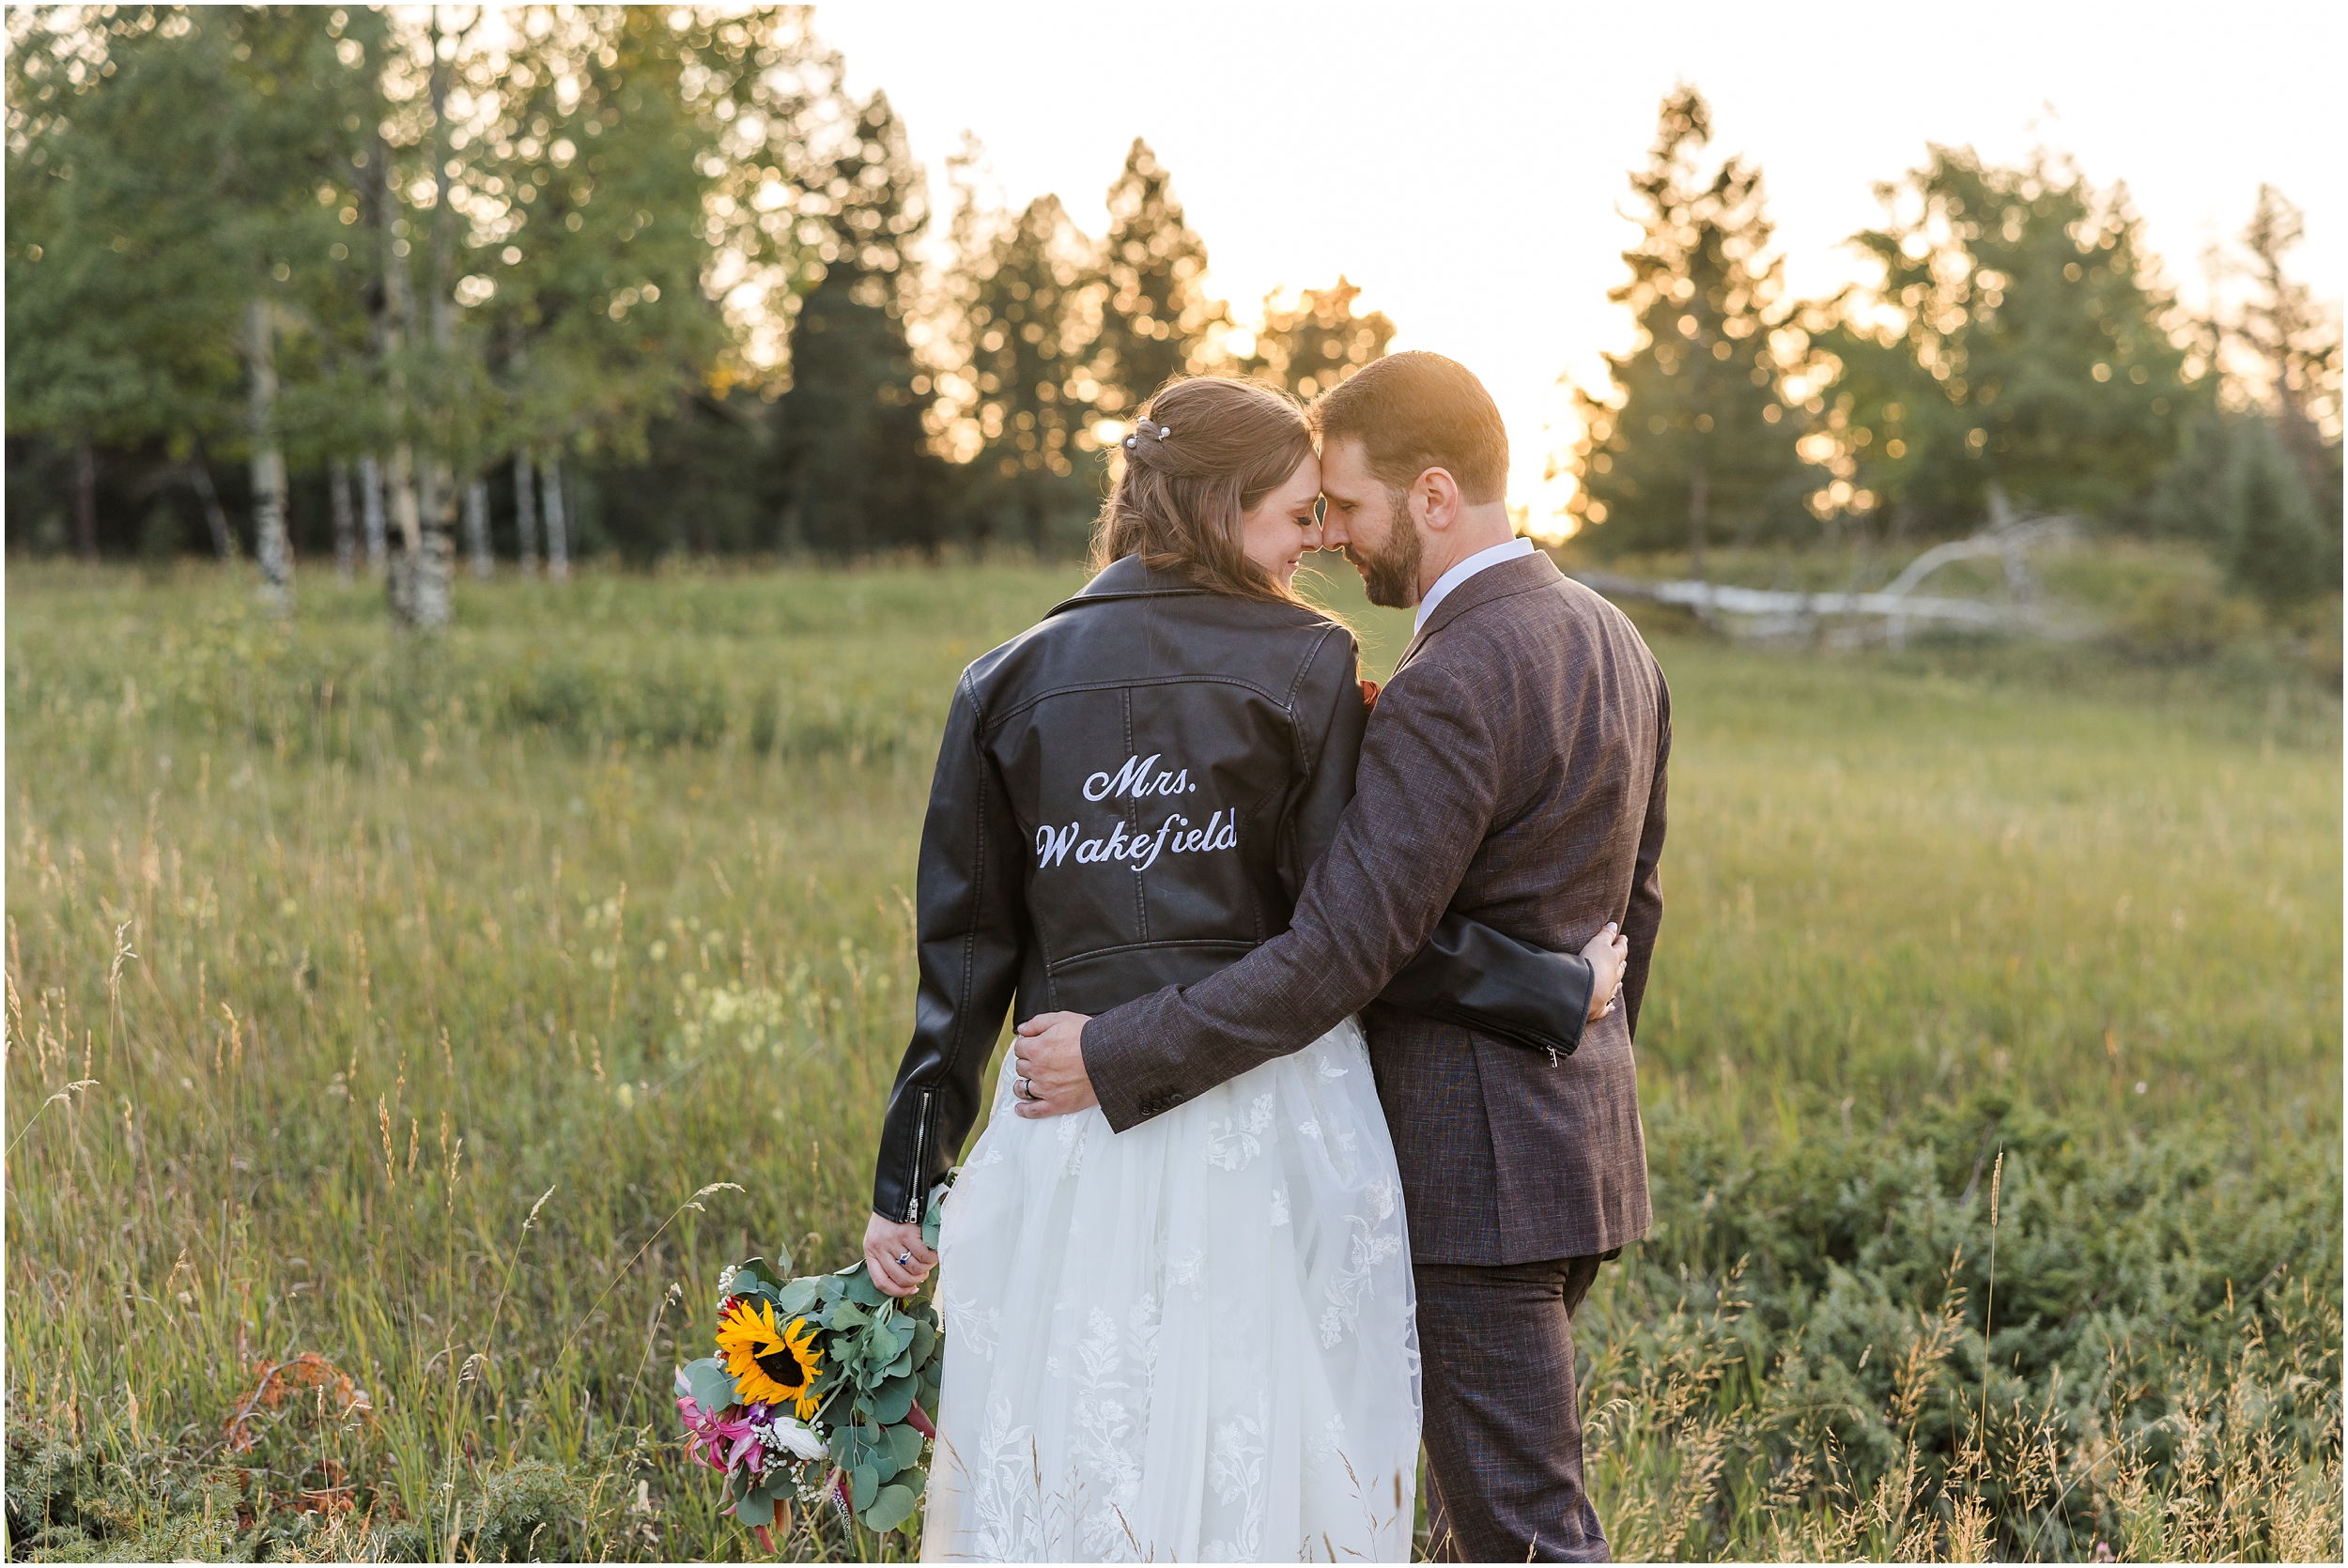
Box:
[2110,573,2266,663]
[1584,1093,2344,1560]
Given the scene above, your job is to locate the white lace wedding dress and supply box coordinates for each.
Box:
[921,1016,1420,1563]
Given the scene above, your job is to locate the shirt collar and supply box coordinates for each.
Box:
[1413,536,1536,632]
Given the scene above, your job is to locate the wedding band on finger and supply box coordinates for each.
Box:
[1015,1075,1035,1101]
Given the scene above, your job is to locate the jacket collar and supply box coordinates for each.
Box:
[1043,552,1213,618]
[1396,549,1563,670]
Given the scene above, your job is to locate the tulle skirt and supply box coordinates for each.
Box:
[922,1016,1420,1563]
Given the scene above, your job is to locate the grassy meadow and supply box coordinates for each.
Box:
[4,556,2340,1560]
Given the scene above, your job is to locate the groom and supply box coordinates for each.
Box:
[1012,351,1670,1562]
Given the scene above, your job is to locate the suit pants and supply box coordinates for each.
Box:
[1416,1253,1609,1563]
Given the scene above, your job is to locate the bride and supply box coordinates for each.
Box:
[860,376,1614,1562]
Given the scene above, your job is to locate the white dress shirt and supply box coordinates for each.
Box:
[1413,536,1535,633]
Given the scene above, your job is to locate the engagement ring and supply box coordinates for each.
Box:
[895,1251,913,1267]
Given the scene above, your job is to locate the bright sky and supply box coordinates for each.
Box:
[817,2,2342,538]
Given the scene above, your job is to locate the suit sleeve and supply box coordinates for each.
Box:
[872,672,1026,1222]
[1084,656,1502,1131]
[1619,673,1670,1038]
[1272,632,1596,1058]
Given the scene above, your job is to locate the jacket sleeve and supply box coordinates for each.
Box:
[1274,628,1368,907]
[871,671,1026,1222]
[1619,672,1670,1038]
[1084,655,1507,1130]
[1281,631,1598,1061]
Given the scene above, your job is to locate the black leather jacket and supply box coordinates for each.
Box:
[871,556,1595,1222]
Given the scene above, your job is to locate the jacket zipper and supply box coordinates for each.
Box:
[904,1089,932,1222]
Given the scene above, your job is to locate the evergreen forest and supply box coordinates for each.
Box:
[8,12,2335,629]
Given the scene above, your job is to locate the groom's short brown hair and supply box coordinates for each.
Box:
[1309,351,1509,506]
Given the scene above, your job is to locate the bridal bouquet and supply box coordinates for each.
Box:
[673,1191,949,1549]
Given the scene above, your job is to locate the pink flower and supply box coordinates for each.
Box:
[678,1394,761,1475]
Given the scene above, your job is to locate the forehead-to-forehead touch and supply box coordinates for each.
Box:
[1316,436,1379,500]
[1308,351,1509,505]
[1263,450,1321,505]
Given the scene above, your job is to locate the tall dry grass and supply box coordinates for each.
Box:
[5,560,2338,1560]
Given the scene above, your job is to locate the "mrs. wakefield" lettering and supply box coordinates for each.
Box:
[1039,753,1236,871]
[1082,752,1192,802]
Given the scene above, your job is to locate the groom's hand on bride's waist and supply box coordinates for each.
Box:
[1011,1012,1096,1119]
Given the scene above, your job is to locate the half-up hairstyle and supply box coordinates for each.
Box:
[1093,376,1315,605]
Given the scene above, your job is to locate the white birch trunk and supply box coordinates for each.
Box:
[397,16,459,629]
[359,452,388,573]
[386,441,440,623]
[464,478,492,578]
[514,449,539,576]
[247,298,293,609]
[404,460,454,627]
[541,451,570,581]
[330,458,357,580]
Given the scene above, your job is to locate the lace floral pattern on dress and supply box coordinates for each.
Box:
[921,1020,1418,1563]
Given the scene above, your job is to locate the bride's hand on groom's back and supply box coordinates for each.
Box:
[1582,922,1629,1023]
[1011,1012,1097,1119]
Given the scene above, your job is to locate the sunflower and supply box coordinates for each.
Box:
[715,1296,825,1420]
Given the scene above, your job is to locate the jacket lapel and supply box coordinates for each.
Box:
[1394,550,1563,673]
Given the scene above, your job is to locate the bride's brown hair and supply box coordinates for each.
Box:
[1092,376,1315,606]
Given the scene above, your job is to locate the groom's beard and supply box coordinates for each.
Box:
[1350,499,1423,609]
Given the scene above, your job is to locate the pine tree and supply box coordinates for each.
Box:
[770,90,944,557]
[1092,139,1226,412]
[1562,86,1807,567]
[2222,409,2334,607]
[2234,185,2341,532]
[961,193,1103,551]
[1237,278,1394,401]
[1829,146,2193,529]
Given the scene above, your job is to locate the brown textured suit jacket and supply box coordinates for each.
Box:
[1081,550,1668,1266]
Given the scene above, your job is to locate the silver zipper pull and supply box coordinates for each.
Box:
[1548,1044,1560,1068]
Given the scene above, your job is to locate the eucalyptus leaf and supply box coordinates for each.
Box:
[873,1374,916,1426]
[775,1278,820,1317]
[911,1318,936,1365]
[851,1462,878,1512]
[887,1422,926,1472]
[869,1435,902,1484]
[843,1268,886,1308]
[863,1483,918,1534]
[885,1347,915,1380]
[731,1256,788,1295]
[860,1319,908,1372]
[687,1359,736,1415]
[829,1301,870,1331]
[919,1168,958,1253]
